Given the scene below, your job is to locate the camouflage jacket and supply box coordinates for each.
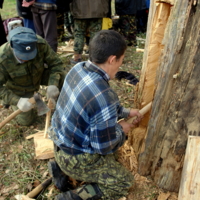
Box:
[0,36,65,105]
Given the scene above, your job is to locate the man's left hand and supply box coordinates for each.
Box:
[129,109,143,124]
[47,85,59,106]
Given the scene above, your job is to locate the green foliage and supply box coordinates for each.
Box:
[1,0,17,20]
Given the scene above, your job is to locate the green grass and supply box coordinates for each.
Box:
[1,0,17,20]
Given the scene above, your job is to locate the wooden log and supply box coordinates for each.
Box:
[178,136,200,200]
[26,132,54,160]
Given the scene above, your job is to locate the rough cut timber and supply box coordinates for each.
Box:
[130,1,172,157]
[137,0,200,193]
[178,136,200,200]
[26,132,54,160]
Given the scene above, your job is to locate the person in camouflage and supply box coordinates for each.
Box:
[115,0,147,46]
[69,0,110,64]
[0,27,65,126]
[56,0,72,42]
[118,15,137,46]
[48,30,143,200]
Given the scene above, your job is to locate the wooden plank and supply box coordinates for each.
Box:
[57,46,74,53]
[178,136,200,200]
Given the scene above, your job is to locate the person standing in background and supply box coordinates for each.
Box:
[31,0,58,52]
[115,0,146,46]
[0,0,7,46]
[70,0,110,64]
[16,0,36,32]
[56,0,72,42]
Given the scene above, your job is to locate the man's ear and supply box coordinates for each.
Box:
[108,55,117,65]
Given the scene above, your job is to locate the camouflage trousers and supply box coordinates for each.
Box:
[55,147,134,200]
[118,15,137,46]
[73,18,102,54]
[64,12,74,28]
[57,12,65,42]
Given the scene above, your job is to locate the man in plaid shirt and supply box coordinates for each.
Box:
[49,30,143,200]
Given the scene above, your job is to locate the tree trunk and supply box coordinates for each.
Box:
[137,0,200,192]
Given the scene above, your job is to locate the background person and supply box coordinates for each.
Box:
[69,0,110,64]
[31,0,58,52]
[0,0,7,46]
[115,0,146,46]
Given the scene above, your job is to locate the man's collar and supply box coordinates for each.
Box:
[84,60,110,82]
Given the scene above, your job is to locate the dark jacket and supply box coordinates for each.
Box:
[16,0,33,19]
[70,0,109,19]
[0,0,4,8]
[56,0,72,13]
[115,0,146,15]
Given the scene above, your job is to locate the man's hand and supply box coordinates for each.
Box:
[17,98,34,112]
[129,109,143,124]
[118,120,134,134]
[46,85,59,106]
[22,0,35,7]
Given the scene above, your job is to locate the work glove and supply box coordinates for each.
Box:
[17,98,34,112]
[46,85,59,106]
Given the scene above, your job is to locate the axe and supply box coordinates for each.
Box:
[0,93,49,130]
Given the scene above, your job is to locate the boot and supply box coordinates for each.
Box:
[55,184,103,200]
[48,161,73,192]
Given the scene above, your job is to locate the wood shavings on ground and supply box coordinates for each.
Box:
[118,141,178,200]
[157,192,178,200]
[118,141,138,174]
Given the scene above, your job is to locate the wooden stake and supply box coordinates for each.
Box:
[44,99,54,138]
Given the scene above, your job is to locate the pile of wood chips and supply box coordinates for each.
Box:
[118,140,178,200]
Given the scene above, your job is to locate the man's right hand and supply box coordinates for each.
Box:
[118,120,134,134]
[17,98,34,112]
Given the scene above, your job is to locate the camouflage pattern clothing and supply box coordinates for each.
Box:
[56,12,65,42]
[64,11,74,35]
[54,146,134,200]
[118,15,137,46]
[73,19,102,54]
[0,36,65,125]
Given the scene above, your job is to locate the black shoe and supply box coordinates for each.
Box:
[48,161,73,192]
[55,184,103,200]
[55,191,82,200]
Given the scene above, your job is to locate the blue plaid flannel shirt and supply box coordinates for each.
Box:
[50,60,130,155]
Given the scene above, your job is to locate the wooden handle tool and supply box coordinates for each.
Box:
[44,98,54,138]
[26,178,52,198]
[127,102,152,124]
[0,97,35,130]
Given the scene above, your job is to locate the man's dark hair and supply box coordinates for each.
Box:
[89,30,127,64]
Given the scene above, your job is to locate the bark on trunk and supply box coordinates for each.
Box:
[138,0,200,192]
